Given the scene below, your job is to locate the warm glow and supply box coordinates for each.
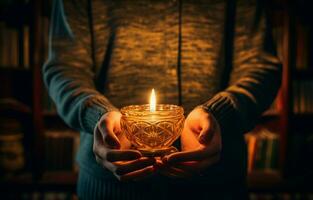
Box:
[150,89,156,112]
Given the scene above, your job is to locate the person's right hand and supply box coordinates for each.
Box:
[93,111,156,181]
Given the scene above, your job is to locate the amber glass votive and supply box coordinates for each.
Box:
[120,104,184,156]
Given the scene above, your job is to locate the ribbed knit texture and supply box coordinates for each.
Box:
[80,95,119,133]
[77,171,168,200]
[77,170,246,200]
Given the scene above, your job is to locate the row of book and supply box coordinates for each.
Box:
[44,130,79,172]
[293,80,313,114]
[272,15,312,71]
[0,22,29,68]
[245,128,279,173]
[4,192,76,200]
[0,14,50,69]
[249,193,313,200]
[295,22,312,71]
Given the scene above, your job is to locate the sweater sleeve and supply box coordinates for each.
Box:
[202,2,282,134]
[43,0,117,134]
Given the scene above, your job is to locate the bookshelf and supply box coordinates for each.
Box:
[243,1,290,188]
[292,70,313,80]
[286,1,313,184]
[244,1,313,195]
[0,1,79,198]
[0,0,312,198]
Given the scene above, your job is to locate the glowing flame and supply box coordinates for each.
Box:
[150,88,156,112]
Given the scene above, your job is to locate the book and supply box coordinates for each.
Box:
[0,7,30,69]
[245,128,280,172]
[23,25,29,68]
[44,129,80,172]
[293,80,313,114]
[245,133,257,173]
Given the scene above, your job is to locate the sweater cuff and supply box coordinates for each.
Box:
[80,95,118,134]
[201,92,240,133]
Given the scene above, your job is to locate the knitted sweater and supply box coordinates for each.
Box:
[43,0,281,197]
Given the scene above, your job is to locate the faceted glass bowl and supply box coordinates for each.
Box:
[120,104,184,154]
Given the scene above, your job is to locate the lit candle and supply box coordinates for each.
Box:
[120,89,185,156]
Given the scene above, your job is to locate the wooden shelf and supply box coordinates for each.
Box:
[293,113,313,117]
[0,3,30,23]
[247,171,313,192]
[292,70,313,80]
[0,68,32,85]
[44,114,70,130]
[292,113,313,124]
[0,68,32,106]
[0,67,31,74]
[291,113,313,131]
[43,111,58,116]
[0,171,77,193]
[247,171,282,191]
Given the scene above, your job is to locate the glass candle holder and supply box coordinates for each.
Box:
[120,104,184,156]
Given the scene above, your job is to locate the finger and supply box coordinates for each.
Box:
[155,160,193,178]
[113,118,122,133]
[93,127,108,157]
[98,119,120,149]
[95,155,117,173]
[114,157,156,175]
[118,130,132,150]
[171,154,220,173]
[170,161,198,170]
[94,125,104,147]
[106,149,142,162]
[165,147,218,163]
[159,160,198,174]
[157,164,193,179]
[119,166,155,182]
[198,117,215,145]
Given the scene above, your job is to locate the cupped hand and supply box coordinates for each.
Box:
[157,107,222,179]
[93,111,156,181]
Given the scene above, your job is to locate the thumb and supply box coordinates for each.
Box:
[99,121,121,149]
[198,121,215,145]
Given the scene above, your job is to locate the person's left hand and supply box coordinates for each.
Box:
[156,107,222,179]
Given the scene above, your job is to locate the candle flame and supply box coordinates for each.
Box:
[150,89,156,112]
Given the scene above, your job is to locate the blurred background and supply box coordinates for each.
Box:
[0,0,313,199]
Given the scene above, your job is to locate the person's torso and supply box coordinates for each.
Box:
[75,0,246,187]
[91,0,227,113]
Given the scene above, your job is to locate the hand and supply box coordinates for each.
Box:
[93,111,156,181]
[157,107,222,179]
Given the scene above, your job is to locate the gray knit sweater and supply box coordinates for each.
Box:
[43,0,281,198]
